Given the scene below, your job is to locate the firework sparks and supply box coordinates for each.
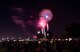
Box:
[38,17,47,29]
[39,9,53,22]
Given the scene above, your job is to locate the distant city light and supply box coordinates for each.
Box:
[50,39,53,43]
[11,37,14,40]
[38,41,41,44]
[21,39,24,41]
[19,37,22,39]
[2,38,5,40]
[7,40,10,41]
[65,38,68,41]
[47,33,49,36]
[58,39,61,41]
[19,40,22,41]
[51,39,53,41]
[69,38,72,41]
[50,40,53,43]
[13,40,16,42]
[55,39,57,41]
[75,38,79,40]
[37,31,40,34]
[6,38,9,40]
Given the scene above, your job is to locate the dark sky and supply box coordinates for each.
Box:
[0,0,80,38]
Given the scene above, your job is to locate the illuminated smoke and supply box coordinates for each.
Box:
[39,9,53,22]
[11,7,37,38]
[11,15,35,34]
[10,7,24,14]
[12,16,26,28]
[11,15,28,37]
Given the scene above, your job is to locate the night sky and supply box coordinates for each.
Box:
[0,0,80,39]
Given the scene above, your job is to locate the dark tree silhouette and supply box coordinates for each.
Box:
[46,31,53,39]
[65,23,80,38]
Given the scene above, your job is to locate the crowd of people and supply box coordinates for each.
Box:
[0,39,80,52]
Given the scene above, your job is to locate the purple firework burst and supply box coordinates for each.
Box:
[39,9,53,22]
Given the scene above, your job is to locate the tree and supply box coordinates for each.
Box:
[65,23,80,38]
